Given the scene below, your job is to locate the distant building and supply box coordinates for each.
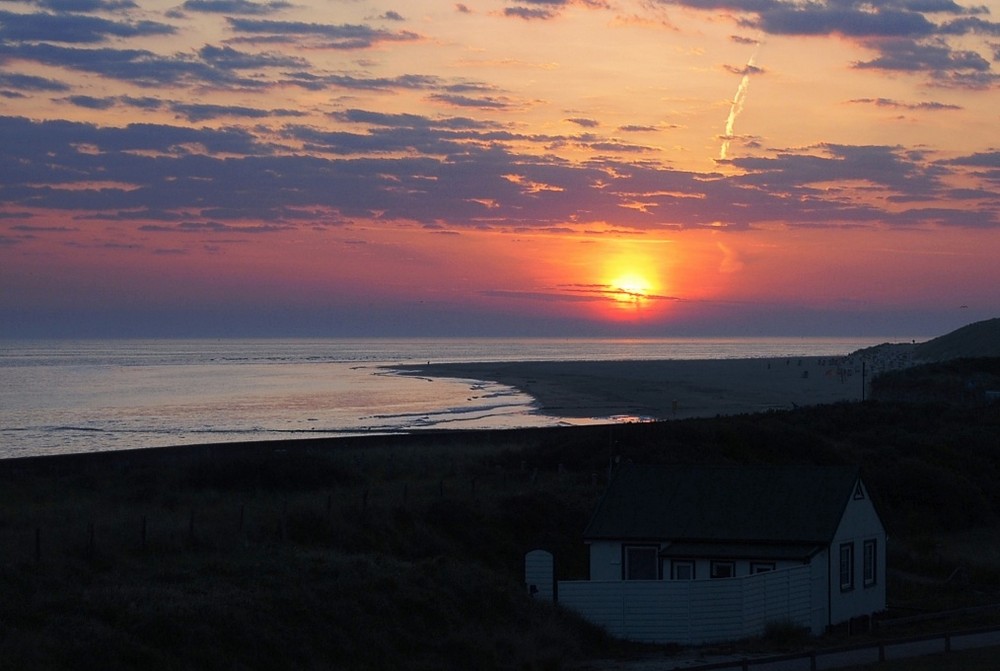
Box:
[526,464,887,644]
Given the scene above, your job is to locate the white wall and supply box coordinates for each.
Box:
[525,549,554,601]
[828,478,887,626]
[590,541,808,582]
[588,540,624,581]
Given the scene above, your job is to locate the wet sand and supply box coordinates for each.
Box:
[393,356,875,421]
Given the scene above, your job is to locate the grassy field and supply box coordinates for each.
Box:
[1,400,999,669]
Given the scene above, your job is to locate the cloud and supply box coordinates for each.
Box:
[65,95,117,109]
[853,38,990,72]
[197,44,308,70]
[181,0,293,15]
[848,97,963,111]
[334,108,503,131]
[756,7,937,37]
[11,224,78,232]
[0,10,174,44]
[653,0,999,88]
[0,72,70,92]
[505,7,556,20]
[170,103,306,121]
[0,43,264,88]
[428,93,515,109]
[1,114,996,233]
[618,124,662,132]
[566,117,600,127]
[139,221,291,234]
[225,18,421,48]
[36,0,138,11]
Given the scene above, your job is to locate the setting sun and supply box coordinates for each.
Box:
[609,273,653,303]
[597,250,669,320]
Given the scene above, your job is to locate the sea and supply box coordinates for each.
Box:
[0,337,908,459]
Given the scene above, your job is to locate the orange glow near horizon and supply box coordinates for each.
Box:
[2,0,999,339]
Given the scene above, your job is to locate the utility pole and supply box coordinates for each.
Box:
[861,361,866,402]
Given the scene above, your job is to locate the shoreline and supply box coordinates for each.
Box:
[392,355,879,421]
[4,346,916,464]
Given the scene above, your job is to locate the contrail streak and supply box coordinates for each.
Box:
[719,42,761,161]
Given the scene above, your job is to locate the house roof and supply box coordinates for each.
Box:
[583,464,863,545]
[659,541,823,561]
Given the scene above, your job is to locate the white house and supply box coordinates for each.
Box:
[526,464,887,644]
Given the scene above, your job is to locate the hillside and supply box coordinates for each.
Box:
[913,317,1000,361]
[2,402,1000,669]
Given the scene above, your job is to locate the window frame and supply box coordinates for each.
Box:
[863,539,877,587]
[839,542,855,592]
[710,560,736,579]
[671,560,695,580]
[623,544,660,580]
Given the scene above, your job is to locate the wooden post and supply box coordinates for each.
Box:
[34,527,41,563]
[188,509,196,544]
[239,504,245,532]
[281,499,288,542]
[141,515,147,552]
[88,522,95,558]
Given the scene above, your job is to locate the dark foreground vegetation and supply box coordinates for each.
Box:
[2,395,1000,670]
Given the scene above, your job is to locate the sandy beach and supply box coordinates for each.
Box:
[394,354,894,421]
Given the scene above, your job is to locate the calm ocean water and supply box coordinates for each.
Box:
[0,337,905,459]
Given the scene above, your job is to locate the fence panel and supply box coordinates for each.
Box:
[558,565,813,645]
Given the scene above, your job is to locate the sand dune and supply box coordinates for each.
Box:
[394,355,877,421]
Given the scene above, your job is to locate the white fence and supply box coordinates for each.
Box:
[557,565,813,645]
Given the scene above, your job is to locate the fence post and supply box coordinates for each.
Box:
[141,515,147,552]
[88,522,95,558]
[34,527,41,563]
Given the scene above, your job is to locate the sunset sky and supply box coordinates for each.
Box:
[2,0,998,338]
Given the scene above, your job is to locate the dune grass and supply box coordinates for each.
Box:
[1,400,999,669]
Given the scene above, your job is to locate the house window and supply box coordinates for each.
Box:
[672,560,695,580]
[840,543,855,591]
[863,539,877,586]
[624,545,659,580]
[710,561,735,579]
[751,562,776,574]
